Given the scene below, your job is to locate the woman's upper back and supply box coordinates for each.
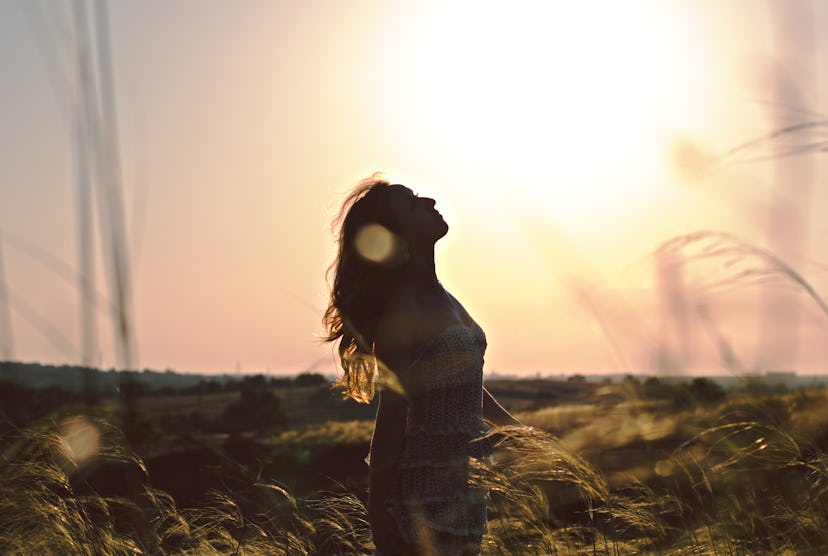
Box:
[375,283,475,371]
[375,284,486,399]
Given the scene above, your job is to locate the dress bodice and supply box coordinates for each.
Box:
[384,322,492,551]
[401,322,487,396]
[397,323,490,452]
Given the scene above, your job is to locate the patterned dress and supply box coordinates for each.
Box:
[383,322,493,555]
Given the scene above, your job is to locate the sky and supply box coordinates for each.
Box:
[1,0,827,378]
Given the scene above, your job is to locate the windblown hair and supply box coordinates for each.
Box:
[323,175,408,403]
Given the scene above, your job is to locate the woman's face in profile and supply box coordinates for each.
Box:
[386,185,449,243]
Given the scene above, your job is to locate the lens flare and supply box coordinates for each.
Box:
[354,223,397,264]
[57,416,100,465]
[654,459,675,477]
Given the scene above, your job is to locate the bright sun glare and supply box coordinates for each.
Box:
[380,1,714,239]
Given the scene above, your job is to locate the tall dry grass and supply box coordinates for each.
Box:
[3,390,827,554]
[0,418,322,554]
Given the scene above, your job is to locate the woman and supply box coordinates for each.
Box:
[324,176,519,555]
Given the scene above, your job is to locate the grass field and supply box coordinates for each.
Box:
[1,376,827,554]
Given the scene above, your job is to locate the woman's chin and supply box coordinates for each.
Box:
[436,222,449,239]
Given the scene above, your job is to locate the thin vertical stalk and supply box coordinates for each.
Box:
[91,0,136,371]
[0,233,14,361]
[71,0,99,408]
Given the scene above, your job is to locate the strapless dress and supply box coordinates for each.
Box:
[383,322,494,555]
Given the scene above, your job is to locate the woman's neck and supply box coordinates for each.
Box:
[404,242,438,287]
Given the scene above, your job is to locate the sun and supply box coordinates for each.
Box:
[375,1,716,240]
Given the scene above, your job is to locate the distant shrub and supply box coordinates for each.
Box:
[642,376,673,400]
[294,372,327,387]
[689,377,727,404]
[670,378,727,409]
[221,382,287,434]
[194,378,224,394]
[269,376,293,387]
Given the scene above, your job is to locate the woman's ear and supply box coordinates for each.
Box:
[388,235,410,268]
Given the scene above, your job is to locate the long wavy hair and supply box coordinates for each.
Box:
[323,175,409,403]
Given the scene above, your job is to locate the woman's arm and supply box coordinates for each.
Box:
[367,378,409,553]
[369,299,415,553]
[368,386,407,511]
[482,386,521,427]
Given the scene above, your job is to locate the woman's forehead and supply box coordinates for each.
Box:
[376,184,415,216]
[388,183,414,196]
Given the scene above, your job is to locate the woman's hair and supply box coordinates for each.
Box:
[323,174,408,403]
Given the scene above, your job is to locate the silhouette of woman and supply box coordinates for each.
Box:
[324,176,519,555]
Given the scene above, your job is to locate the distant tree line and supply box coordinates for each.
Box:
[0,361,329,396]
[621,375,728,408]
[0,362,331,436]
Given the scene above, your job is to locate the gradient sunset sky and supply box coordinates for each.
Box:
[1,0,827,377]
